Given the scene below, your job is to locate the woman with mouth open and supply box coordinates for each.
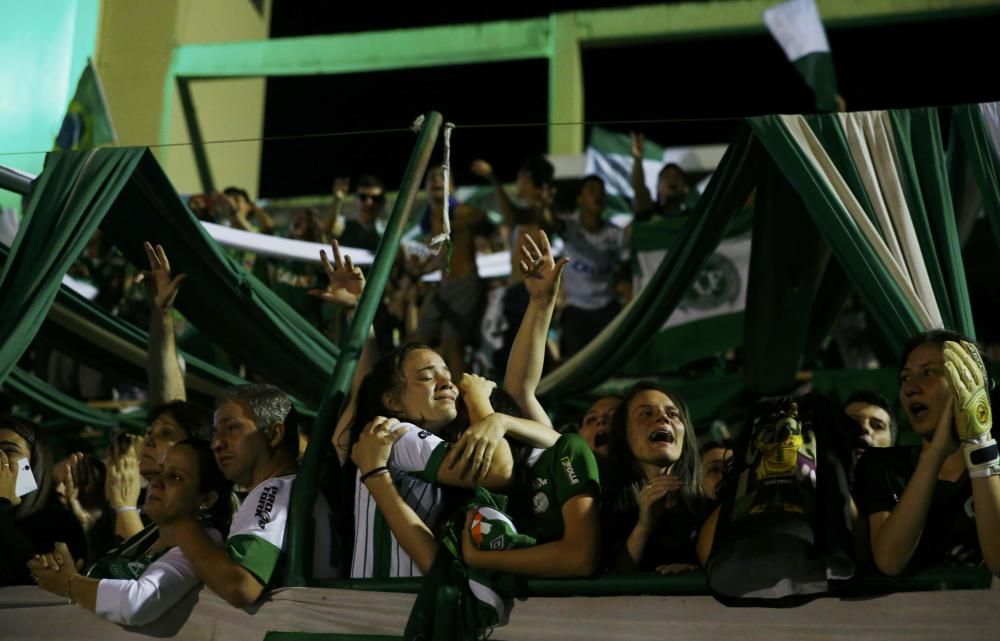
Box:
[855,330,1000,576]
[601,382,713,574]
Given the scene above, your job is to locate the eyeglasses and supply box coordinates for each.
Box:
[357,192,385,203]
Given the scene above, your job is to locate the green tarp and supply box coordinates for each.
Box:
[0,148,339,405]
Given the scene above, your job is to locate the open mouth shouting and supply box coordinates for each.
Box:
[908,402,930,422]
[649,429,676,444]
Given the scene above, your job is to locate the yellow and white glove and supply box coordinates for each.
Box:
[943,340,997,478]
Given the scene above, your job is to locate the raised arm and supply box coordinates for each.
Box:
[105,435,144,540]
[326,177,350,241]
[503,230,567,427]
[308,240,373,465]
[630,132,654,218]
[471,160,522,227]
[142,242,187,405]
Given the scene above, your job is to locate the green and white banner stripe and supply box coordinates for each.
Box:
[750,109,973,353]
[764,0,839,112]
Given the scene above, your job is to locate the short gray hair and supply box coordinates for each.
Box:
[217,384,296,455]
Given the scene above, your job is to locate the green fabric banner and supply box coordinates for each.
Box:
[953,104,1000,250]
[539,126,761,398]
[748,114,924,357]
[5,366,146,433]
[0,148,145,386]
[94,150,339,403]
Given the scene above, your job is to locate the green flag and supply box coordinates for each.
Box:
[55,58,117,150]
[764,0,840,113]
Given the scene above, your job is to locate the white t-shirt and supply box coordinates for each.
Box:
[95,529,223,626]
[351,424,449,578]
[226,474,339,586]
[558,212,628,310]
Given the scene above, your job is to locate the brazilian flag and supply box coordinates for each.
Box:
[55,58,117,150]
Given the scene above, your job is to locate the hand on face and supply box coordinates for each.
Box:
[943,340,992,442]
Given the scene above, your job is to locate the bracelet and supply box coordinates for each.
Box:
[360,466,390,484]
[115,506,138,513]
[67,574,80,605]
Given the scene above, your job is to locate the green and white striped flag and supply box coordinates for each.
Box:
[583,126,750,372]
[627,212,752,373]
[584,126,712,215]
[764,0,840,113]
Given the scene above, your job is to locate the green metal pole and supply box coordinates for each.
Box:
[285,111,443,586]
[175,78,215,193]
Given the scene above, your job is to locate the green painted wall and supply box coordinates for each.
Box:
[0,0,100,210]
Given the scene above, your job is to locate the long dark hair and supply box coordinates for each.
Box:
[0,416,52,519]
[345,343,438,452]
[603,382,705,517]
[174,439,234,533]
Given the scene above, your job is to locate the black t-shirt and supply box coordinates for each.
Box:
[605,496,714,570]
[0,499,87,586]
[856,446,980,568]
[339,220,381,253]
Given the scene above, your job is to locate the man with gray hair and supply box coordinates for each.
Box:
[165,384,338,608]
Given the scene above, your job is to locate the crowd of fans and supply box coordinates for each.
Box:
[1,136,998,634]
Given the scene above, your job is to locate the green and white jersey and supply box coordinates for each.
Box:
[226,474,338,586]
[517,433,601,543]
[351,423,449,578]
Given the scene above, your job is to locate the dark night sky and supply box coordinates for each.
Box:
[258,2,1000,198]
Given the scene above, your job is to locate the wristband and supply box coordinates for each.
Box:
[963,434,1000,479]
[115,505,138,513]
[360,466,390,484]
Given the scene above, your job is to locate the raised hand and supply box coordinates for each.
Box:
[470,160,494,180]
[0,450,17,504]
[519,230,569,301]
[308,239,365,308]
[630,131,645,159]
[637,474,682,530]
[105,435,142,511]
[332,177,350,201]
[58,453,98,532]
[943,340,992,441]
[140,242,187,312]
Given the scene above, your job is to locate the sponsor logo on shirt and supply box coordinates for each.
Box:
[256,485,279,528]
[560,456,579,485]
[417,430,432,440]
[532,492,549,514]
[490,536,506,551]
[965,496,976,520]
[532,477,548,490]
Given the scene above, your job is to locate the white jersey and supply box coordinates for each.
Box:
[351,424,449,578]
[95,529,223,626]
[227,474,339,585]
[558,211,628,310]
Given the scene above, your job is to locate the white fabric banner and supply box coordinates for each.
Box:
[635,233,751,330]
[763,0,831,61]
